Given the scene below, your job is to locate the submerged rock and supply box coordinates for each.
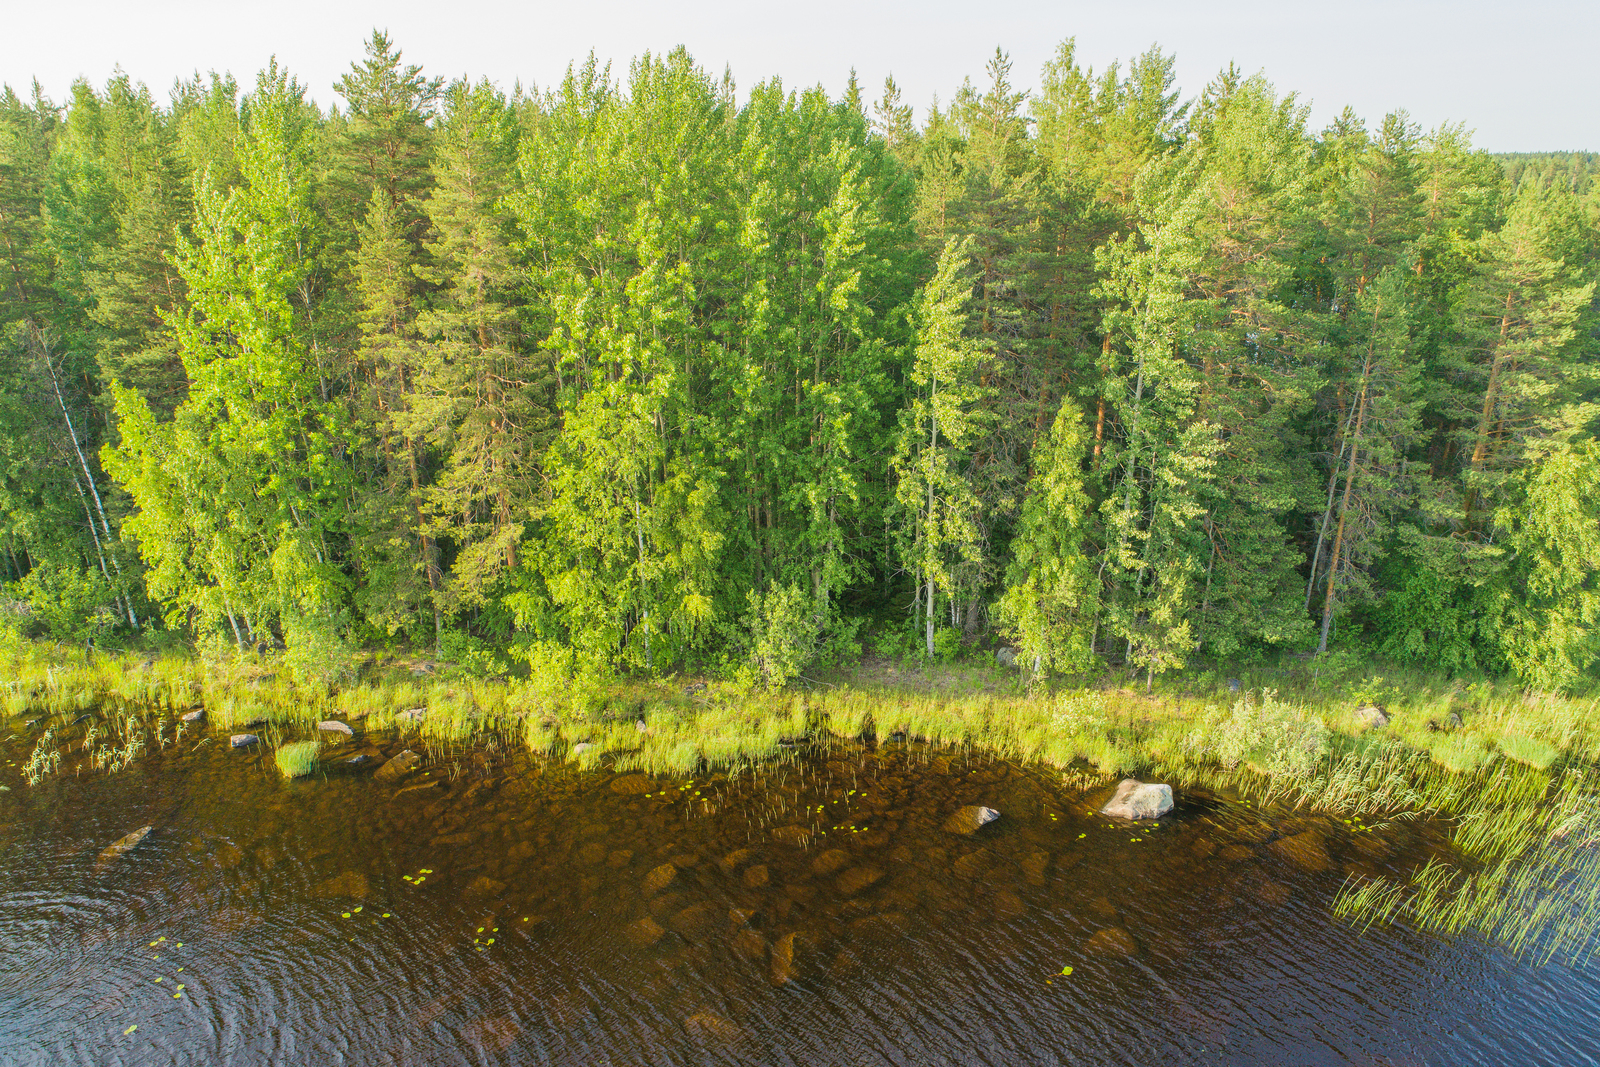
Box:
[994,888,1027,921]
[1356,705,1390,730]
[835,866,884,896]
[951,849,990,878]
[315,870,370,899]
[1086,927,1138,956]
[1099,780,1173,820]
[96,825,152,872]
[771,825,812,847]
[318,720,354,737]
[463,1014,521,1056]
[769,932,799,986]
[1270,830,1332,872]
[742,864,770,889]
[718,848,755,872]
[374,749,422,781]
[683,1010,745,1044]
[810,848,851,877]
[643,862,678,896]
[668,902,719,941]
[342,753,372,767]
[609,773,653,795]
[180,709,205,724]
[623,916,665,948]
[466,875,507,898]
[730,927,767,962]
[942,805,1002,834]
[229,733,259,749]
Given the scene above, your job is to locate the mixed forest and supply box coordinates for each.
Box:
[0,35,1597,691]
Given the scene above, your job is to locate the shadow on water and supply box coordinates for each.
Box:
[0,711,1597,1066]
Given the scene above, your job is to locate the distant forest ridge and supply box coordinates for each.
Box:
[1495,151,1599,194]
[0,35,1597,692]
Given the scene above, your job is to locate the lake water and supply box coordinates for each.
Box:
[1,711,1597,1066]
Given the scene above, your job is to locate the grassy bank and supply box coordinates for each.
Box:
[3,639,1597,963]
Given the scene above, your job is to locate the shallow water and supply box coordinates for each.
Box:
[0,710,1597,1066]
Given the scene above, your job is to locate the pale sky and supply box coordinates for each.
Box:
[1,0,1592,153]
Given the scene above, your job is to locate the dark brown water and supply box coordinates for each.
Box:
[1,711,1597,1066]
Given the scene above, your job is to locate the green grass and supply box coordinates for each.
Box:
[1498,733,1560,770]
[274,741,320,779]
[1428,733,1493,774]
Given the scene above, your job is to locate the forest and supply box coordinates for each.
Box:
[0,34,1596,692]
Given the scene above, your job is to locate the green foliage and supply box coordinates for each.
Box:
[739,582,820,690]
[0,40,1593,694]
[1189,691,1331,779]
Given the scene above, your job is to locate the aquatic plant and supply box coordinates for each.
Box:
[1335,766,1600,965]
[275,741,320,779]
[23,728,61,786]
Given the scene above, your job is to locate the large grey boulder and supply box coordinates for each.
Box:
[1099,779,1173,820]
[229,733,259,749]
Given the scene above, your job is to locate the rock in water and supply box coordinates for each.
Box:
[180,708,205,724]
[97,826,152,872]
[1099,780,1173,820]
[1356,704,1390,730]
[643,862,678,896]
[318,720,354,737]
[1270,830,1331,872]
[668,903,719,941]
[769,932,798,986]
[810,849,851,877]
[374,749,422,781]
[397,708,427,724]
[608,773,653,795]
[230,733,259,749]
[834,867,884,896]
[623,916,665,948]
[941,806,1001,834]
[684,1010,745,1044]
[1086,927,1138,956]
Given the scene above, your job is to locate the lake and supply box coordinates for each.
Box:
[1,711,1596,1065]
